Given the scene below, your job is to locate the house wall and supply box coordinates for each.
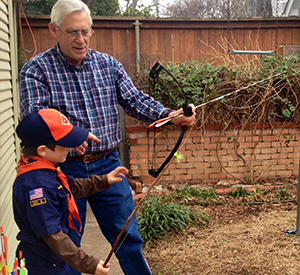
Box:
[0,0,21,265]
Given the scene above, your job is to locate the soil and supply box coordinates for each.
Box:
[142,179,300,275]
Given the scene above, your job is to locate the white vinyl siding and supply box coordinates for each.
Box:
[0,0,20,265]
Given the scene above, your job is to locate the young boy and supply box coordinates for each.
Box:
[13,108,128,275]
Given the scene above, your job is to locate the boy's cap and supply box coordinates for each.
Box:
[16,109,89,148]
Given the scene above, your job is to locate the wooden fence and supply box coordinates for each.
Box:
[19,16,300,184]
[21,16,300,76]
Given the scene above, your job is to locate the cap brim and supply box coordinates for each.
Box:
[56,126,89,148]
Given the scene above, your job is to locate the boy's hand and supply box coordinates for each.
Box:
[107,166,129,185]
[95,260,110,275]
[74,132,100,155]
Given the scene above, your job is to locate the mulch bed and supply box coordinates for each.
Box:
[142,181,300,275]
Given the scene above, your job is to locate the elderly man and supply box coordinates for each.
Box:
[19,0,196,274]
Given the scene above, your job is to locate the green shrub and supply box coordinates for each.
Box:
[135,55,300,125]
[138,195,209,243]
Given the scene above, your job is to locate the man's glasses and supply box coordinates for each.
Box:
[56,25,94,40]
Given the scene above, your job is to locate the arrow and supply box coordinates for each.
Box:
[147,71,287,128]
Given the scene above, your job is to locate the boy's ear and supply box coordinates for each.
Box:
[37,145,47,157]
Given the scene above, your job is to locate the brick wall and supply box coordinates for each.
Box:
[126,122,300,185]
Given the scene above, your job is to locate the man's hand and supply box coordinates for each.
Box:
[74,132,100,155]
[169,104,196,126]
[107,166,129,185]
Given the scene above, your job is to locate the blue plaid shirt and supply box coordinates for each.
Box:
[20,43,168,155]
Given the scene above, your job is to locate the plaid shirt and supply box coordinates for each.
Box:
[20,43,168,155]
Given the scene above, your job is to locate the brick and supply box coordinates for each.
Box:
[261,148,278,154]
[186,144,202,150]
[131,145,149,152]
[175,162,191,168]
[128,132,147,139]
[130,139,138,145]
[192,162,211,168]
[269,164,287,171]
[204,167,222,174]
[137,138,151,145]
[256,142,271,148]
[287,153,299,159]
[167,131,182,138]
[227,160,244,167]
[192,150,210,156]
[278,158,293,165]
[245,136,261,142]
[271,153,286,160]
[275,170,293,177]
[262,135,280,142]
[209,173,227,179]
[206,155,219,162]
[161,175,175,181]
[203,143,217,150]
[175,174,192,181]
[193,137,210,143]
[169,168,187,175]
[292,169,299,176]
[280,147,294,153]
[192,174,206,180]
[225,167,239,173]
[210,137,221,143]
[187,168,205,175]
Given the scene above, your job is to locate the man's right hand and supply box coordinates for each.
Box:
[74,132,100,155]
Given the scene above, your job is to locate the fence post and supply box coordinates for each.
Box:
[133,19,141,73]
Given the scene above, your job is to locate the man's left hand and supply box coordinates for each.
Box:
[168,104,196,126]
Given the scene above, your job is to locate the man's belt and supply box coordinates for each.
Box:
[67,148,115,164]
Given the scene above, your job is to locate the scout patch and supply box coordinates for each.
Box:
[29,187,47,207]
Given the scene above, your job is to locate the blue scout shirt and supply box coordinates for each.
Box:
[13,160,74,273]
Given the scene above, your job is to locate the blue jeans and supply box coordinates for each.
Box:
[60,149,151,275]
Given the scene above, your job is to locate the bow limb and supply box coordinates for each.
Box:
[148,124,187,178]
[103,149,176,267]
[148,61,193,178]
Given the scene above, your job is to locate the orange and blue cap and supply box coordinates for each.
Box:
[16,108,89,148]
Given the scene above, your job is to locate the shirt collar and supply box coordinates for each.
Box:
[55,42,90,69]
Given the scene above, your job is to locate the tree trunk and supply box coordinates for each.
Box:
[130,0,139,9]
[82,0,95,8]
[256,0,273,17]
